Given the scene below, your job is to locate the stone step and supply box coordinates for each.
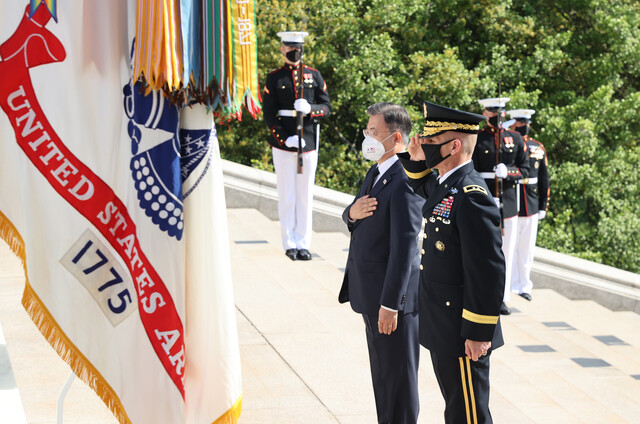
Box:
[511,290,640,376]
[3,208,640,423]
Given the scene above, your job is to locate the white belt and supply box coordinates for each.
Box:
[278,109,297,117]
[519,177,538,185]
[479,172,495,179]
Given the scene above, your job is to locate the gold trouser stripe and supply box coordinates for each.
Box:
[462,309,499,325]
[403,167,431,180]
[459,358,472,424]
[466,357,478,424]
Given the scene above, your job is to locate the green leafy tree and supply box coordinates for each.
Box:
[218,0,640,272]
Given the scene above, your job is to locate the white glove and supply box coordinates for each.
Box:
[294,98,311,115]
[285,135,306,149]
[494,163,508,179]
[493,197,501,208]
[538,210,546,220]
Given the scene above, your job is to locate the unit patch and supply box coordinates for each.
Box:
[463,185,488,195]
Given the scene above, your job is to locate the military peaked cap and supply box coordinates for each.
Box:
[478,97,510,112]
[507,108,536,123]
[420,101,486,138]
[277,31,308,48]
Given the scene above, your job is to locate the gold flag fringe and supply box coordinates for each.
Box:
[0,210,131,424]
[212,395,242,424]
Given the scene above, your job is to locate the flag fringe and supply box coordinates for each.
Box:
[0,210,131,424]
[212,394,243,424]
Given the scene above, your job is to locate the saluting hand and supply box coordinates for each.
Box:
[348,195,377,220]
[408,135,426,161]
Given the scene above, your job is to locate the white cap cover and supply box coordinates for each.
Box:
[277,31,309,45]
[478,97,511,109]
[507,109,536,119]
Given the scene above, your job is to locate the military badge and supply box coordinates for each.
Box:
[432,195,454,218]
[463,185,488,195]
[531,146,545,160]
[436,241,445,251]
[303,72,313,84]
[504,137,514,148]
[449,187,458,194]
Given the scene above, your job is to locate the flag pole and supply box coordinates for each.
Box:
[56,372,75,424]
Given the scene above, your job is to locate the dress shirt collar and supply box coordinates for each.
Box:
[437,159,472,184]
[376,154,398,183]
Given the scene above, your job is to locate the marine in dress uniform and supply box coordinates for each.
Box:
[472,98,529,315]
[262,31,331,261]
[398,101,505,424]
[507,109,550,301]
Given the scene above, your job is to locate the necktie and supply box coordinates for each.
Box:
[364,166,380,195]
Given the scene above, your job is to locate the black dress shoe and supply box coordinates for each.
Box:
[518,292,532,301]
[500,302,512,315]
[285,249,297,261]
[296,249,312,261]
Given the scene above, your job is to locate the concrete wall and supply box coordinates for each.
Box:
[222,159,640,314]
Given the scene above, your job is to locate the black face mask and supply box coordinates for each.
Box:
[515,126,529,136]
[286,49,302,62]
[421,138,455,169]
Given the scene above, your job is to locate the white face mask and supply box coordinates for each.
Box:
[361,132,396,161]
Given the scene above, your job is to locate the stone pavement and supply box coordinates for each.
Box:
[1,208,640,423]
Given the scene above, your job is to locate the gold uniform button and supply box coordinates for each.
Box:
[435,227,439,232]
[421,249,425,254]
[420,264,423,270]
[424,218,428,224]
[445,301,451,306]
[423,233,427,239]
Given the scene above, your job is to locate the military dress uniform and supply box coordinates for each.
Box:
[508,109,550,298]
[262,34,330,256]
[472,99,529,305]
[399,101,505,424]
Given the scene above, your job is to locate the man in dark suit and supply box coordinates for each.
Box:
[398,101,506,424]
[339,102,424,424]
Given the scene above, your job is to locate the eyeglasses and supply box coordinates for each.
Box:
[363,129,395,139]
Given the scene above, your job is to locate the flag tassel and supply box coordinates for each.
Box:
[0,210,131,424]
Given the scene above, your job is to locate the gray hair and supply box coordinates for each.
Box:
[366,102,412,146]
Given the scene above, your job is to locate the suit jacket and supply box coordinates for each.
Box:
[339,159,424,315]
[399,155,505,356]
